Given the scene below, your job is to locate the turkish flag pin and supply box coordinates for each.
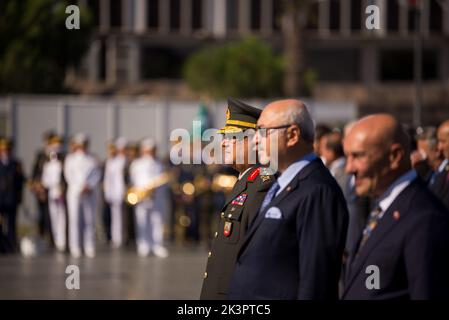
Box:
[393,211,400,220]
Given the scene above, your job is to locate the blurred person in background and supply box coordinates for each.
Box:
[0,138,25,253]
[64,133,101,258]
[129,138,168,258]
[41,134,66,252]
[411,126,444,185]
[101,141,116,244]
[30,130,56,245]
[124,142,138,246]
[430,120,449,210]
[313,124,331,164]
[103,138,128,248]
[321,130,349,193]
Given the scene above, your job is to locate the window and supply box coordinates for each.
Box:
[170,0,180,31]
[87,0,100,27]
[380,49,438,81]
[329,0,340,31]
[272,0,281,31]
[147,0,159,29]
[429,0,442,33]
[192,0,202,30]
[350,0,361,31]
[387,0,399,32]
[110,0,122,27]
[251,0,261,30]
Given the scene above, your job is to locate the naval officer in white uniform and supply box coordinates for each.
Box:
[64,133,101,258]
[103,137,127,248]
[41,135,66,252]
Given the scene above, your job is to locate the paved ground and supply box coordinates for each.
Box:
[0,244,208,300]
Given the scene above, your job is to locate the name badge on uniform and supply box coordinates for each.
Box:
[223,221,233,237]
[231,193,248,206]
[265,207,282,219]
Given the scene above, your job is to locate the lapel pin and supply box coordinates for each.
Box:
[393,211,400,220]
[286,186,292,192]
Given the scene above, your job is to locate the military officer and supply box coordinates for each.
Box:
[64,133,101,258]
[103,137,127,248]
[41,134,66,252]
[200,98,275,300]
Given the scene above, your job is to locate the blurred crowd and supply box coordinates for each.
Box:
[0,117,448,259]
[0,131,236,257]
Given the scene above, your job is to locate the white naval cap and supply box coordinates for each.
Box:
[115,137,127,150]
[140,137,155,150]
[72,132,89,145]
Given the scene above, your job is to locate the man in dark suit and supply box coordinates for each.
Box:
[342,114,449,300]
[430,120,449,210]
[0,138,25,252]
[200,98,275,300]
[228,99,348,300]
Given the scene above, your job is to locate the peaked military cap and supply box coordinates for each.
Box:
[217,98,262,134]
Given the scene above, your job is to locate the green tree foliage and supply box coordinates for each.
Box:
[184,37,283,99]
[0,0,93,93]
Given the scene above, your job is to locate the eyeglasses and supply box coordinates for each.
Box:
[255,124,293,137]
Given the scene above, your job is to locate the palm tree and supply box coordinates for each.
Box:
[281,0,314,96]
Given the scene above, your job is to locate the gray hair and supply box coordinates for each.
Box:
[415,126,437,149]
[281,103,315,143]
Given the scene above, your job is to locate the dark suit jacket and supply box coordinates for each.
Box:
[430,163,449,211]
[200,165,275,299]
[228,159,348,300]
[343,178,449,300]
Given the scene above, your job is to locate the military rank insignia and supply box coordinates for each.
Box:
[231,193,248,206]
[223,221,233,237]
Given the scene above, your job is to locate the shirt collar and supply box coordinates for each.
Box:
[438,159,449,173]
[276,152,317,195]
[329,156,346,176]
[377,169,417,214]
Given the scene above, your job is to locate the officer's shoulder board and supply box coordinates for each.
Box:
[247,166,275,183]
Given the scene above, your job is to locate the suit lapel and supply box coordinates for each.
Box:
[237,159,322,259]
[343,181,420,296]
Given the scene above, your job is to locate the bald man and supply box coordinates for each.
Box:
[430,120,449,210]
[228,99,348,300]
[342,114,449,300]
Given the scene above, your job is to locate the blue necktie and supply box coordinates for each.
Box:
[259,181,280,213]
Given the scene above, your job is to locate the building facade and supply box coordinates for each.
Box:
[74,0,449,123]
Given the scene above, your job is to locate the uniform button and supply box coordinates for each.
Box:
[228,214,232,219]
[204,272,208,279]
[208,251,212,258]
[220,212,225,218]
[214,231,218,238]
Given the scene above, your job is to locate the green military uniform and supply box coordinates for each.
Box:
[200,98,275,299]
